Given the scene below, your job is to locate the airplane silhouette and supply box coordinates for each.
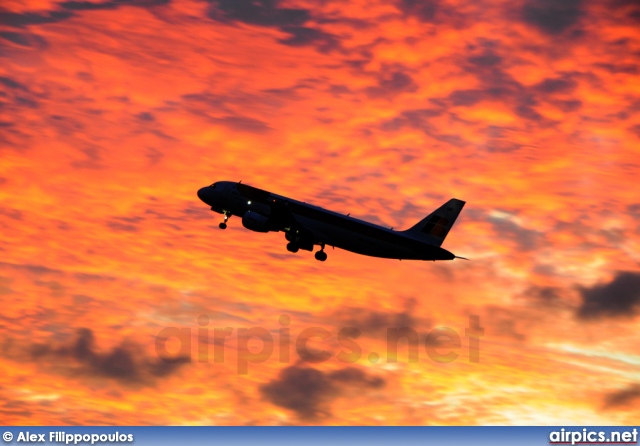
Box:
[197,181,466,262]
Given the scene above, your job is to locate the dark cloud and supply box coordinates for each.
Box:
[0,206,23,220]
[442,43,558,125]
[260,365,384,419]
[396,0,464,24]
[70,147,103,169]
[397,0,439,22]
[534,76,578,95]
[577,272,640,320]
[213,115,272,134]
[448,89,484,107]
[326,84,352,97]
[0,0,169,31]
[594,63,639,75]
[381,108,442,132]
[15,96,38,109]
[0,77,29,91]
[603,384,640,409]
[0,11,74,28]
[59,1,118,10]
[106,216,144,232]
[522,0,584,36]
[468,51,503,68]
[484,140,523,153]
[332,298,419,333]
[207,0,308,27]
[0,262,62,275]
[366,71,418,98]
[608,0,640,23]
[146,147,164,165]
[60,0,170,11]
[32,328,188,383]
[487,214,542,251]
[74,272,116,283]
[278,26,340,53]
[525,286,562,303]
[552,99,582,112]
[207,0,340,53]
[34,280,66,297]
[483,306,528,341]
[0,31,32,46]
[137,111,155,122]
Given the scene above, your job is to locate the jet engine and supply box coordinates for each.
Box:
[242,211,272,232]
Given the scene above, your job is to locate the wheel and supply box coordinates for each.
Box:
[314,251,327,261]
[286,242,299,253]
[219,222,227,229]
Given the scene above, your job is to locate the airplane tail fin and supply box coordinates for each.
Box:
[402,198,465,246]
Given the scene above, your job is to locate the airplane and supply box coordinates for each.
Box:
[197,181,467,262]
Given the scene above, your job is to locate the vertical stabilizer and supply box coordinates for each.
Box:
[402,199,465,246]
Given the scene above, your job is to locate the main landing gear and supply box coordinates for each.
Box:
[314,244,327,262]
[219,212,230,230]
[285,241,327,261]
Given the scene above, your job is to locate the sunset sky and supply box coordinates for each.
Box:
[1,0,640,425]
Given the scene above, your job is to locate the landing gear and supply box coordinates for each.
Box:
[315,244,327,262]
[286,242,299,253]
[219,212,230,230]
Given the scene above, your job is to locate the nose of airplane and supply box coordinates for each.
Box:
[197,187,212,204]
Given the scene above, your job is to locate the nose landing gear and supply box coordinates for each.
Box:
[219,212,230,229]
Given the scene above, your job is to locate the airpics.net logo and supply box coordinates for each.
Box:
[549,428,638,445]
[154,314,484,374]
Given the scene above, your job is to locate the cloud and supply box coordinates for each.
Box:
[106,216,145,232]
[487,214,542,252]
[577,272,640,320]
[207,0,308,27]
[603,384,640,409]
[0,11,74,28]
[59,0,170,11]
[260,365,384,420]
[31,328,188,383]
[0,76,29,91]
[207,0,340,53]
[533,76,578,95]
[332,306,418,333]
[213,116,272,134]
[381,108,442,133]
[0,31,35,47]
[524,286,562,303]
[521,0,584,36]
[71,147,104,169]
[365,70,419,99]
[0,262,62,276]
[277,26,340,53]
[396,0,465,25]
[0,207,23,220]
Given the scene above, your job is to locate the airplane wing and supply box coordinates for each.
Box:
[269,198,296,228]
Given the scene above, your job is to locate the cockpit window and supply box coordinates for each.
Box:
[210,183,217,188]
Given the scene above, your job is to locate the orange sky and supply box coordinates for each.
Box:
[1,0,640,425]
